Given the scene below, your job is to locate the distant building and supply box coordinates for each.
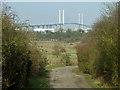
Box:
[74,28,78,31]
[15,28,20,30]
[83,27,92,33]
[34,28,55,33]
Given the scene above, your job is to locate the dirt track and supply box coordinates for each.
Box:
[49,66,92,88]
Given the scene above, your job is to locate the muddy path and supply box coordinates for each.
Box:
[49,66,92,88]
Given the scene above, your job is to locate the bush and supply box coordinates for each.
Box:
[30,44,48,76]
[91,3,119,86]
[2,5,33,89]
[2,5,48,89]
[76,43,91,73]
[61,53,71,66]
[76,3,119,87]
[2,30,32,89]
[52,43,63,57]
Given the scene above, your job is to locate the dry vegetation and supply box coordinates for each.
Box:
[35,41,78,66]
[2,2,119,89]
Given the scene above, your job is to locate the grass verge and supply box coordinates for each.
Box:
[72,68,109,88]
[46,64,65,71]
[24,72,49,88]
[25,64,65,88]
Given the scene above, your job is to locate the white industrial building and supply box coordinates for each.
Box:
[34,28,55,32]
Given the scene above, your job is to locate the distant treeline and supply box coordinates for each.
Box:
[76,3,120,87]
[35,29,85,42]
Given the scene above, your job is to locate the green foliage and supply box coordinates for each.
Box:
[52,43,63,57]
[91,3,119,86]
[46,64,65,71]
[72,68,109,88]
[25,72,49,88]
[76,3,119,87]
[35,30,84,42]
[30,44,48,76]
[2,29,32,88]
[61,53,71,66]
[26,64,66,88]
[2,5,33,89]
[76,43,91,73]
[2,5,48,89]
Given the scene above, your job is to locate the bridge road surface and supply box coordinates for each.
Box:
[49,66,92,88]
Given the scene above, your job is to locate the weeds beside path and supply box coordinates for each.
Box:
[25,65,93,88]
[72,68,110,88]
[25,64,65,88]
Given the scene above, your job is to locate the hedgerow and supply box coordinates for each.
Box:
[76,3,119,87]
[2,5,48,89]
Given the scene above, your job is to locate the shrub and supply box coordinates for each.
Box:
[90,3,119,86]
[61,53,71,66]
[52,43,63,57]
[60,48,66,52]
[2,5,48,89]
[2,5,33,89]
[30,44,48,76]
[76,43,91,74]
[2,30,32,89]
[76,3,119,86]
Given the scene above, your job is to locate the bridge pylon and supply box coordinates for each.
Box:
[59,10,64,32]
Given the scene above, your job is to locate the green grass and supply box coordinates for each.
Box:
[37,41,78,65]
[72,68,109,88]
[0,77,2,82]
[25,64,65,88]
[25,41,78,88]
[25,72,49,88]
[46,64,65,71]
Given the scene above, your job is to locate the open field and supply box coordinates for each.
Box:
[25,41,79,88]
[35,41,78,66]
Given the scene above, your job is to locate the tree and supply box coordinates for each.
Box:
[2,4,32,89]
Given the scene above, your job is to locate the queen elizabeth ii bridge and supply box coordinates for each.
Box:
[21,10,91,32]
